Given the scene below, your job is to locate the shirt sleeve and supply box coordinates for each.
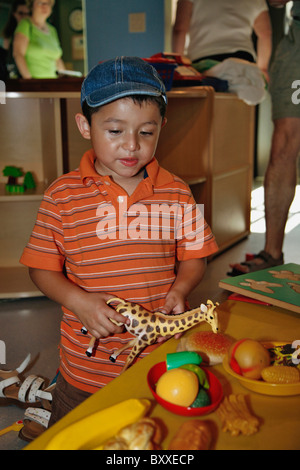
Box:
[255,0,269,14]
[15,18,31,38]
[20,192,66,271]
[175,195,218,261]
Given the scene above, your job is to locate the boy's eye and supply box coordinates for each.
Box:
[109,129,121,135]
[140,131,153,136]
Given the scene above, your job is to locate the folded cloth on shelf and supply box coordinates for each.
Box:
[203,58,266,105]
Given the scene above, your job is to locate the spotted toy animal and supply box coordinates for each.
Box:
[84,297,219,372]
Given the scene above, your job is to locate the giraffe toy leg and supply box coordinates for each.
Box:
[86,336,96,357]
[121,339,149,373]
[109,338,136,363]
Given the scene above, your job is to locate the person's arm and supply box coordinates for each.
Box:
[29,268,128,338]
[3,37,10,50]
[161,258,207,314]
[172,0,193,54]
[13,32,32,78]
[253,10,273,82]
[56,57,65,71]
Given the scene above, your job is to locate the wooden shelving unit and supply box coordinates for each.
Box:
[0,83,254,298]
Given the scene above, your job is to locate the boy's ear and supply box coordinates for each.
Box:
[161,117,167,128]
[75,113,91,139]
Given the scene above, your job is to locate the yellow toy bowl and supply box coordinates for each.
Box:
[223,355,300,397]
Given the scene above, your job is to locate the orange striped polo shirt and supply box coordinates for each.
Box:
[20,149,218,393]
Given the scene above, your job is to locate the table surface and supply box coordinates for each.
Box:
[26,299,300,450]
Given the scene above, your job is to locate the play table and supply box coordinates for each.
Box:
[25,299,300,450]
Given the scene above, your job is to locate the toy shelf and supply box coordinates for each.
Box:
[0,182,47,201]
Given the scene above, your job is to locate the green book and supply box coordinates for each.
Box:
[219,263,300,314]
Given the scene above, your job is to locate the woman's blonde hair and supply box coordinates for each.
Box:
[26,0,55,14]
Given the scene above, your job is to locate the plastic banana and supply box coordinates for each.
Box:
[45,398,151,450]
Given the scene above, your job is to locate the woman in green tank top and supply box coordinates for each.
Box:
[13,0,65,78]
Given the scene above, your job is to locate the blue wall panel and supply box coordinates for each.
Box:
[85,0,165,70]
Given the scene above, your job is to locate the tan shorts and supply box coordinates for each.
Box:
[269,20,300,120]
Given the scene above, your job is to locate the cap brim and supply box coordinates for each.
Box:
[85,82,167,107]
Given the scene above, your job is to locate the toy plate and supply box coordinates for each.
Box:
[223,341,300,396]
[147,362,223,416]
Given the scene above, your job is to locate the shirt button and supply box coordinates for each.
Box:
[118,196,124,203]
[104,181,110,186]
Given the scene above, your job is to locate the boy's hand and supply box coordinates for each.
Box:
[156,289,185,343]
[28,269,129,339]
[155,258,207,344]
[77,292,129,339]
[160,288,186,316]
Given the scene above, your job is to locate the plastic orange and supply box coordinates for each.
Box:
[147,362,223,416]
[156,368,199,407]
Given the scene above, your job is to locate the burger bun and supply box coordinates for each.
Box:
[177,331,233,366]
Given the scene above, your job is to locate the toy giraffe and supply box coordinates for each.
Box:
[84,297,219,372]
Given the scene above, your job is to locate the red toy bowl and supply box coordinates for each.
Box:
[147,362,223,416]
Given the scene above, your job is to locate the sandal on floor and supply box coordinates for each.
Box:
[0,354,54,408]
[227,250,284,277]
[19,407,51,442]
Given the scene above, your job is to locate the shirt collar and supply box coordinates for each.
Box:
[79,149,174,187]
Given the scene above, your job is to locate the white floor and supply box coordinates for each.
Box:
[0,183,299,450]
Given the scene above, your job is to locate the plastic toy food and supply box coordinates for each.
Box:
[168,420,212,450]
[179,363,209,389]
[166,351,202,370]
[191,388,211,408]
[268,342,300,369]
[102,418,162,450]
[216,394,260,436]
[148,361,223,415]
[261,365,300,384]
[156,368,199,407]
[177,331,233,365]
[229,339,271,379]
[44,398,151,450]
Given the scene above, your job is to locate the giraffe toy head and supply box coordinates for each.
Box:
[200,300,219,334]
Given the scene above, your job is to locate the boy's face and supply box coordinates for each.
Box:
[77,98,166,183]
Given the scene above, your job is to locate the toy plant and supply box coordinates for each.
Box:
[3,166,24,193]
[2,166,35,194]
[84,298,219,372]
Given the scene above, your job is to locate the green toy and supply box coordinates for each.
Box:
[2,166,36,193]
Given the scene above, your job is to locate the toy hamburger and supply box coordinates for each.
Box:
[177,331,233,366]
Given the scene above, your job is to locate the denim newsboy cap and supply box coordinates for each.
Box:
[81,56,167,108]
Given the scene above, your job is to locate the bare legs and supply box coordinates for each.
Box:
[229,116,300,274]
[264,117,300,258]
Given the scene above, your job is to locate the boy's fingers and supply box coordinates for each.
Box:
[105,302,130,325]
[157,305,171,315]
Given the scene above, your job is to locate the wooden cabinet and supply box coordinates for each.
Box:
[156,88,255,252]
[209,93,254,250]
[0,85,254,298]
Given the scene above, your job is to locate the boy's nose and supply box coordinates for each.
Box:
[123,134,139,152]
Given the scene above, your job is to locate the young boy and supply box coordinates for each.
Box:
[20,57,218,423]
